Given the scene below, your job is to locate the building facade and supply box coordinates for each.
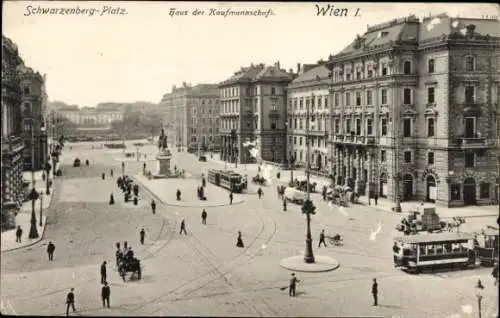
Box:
[325,14,499,207]
[58,106,123,126]
[19,65,48,171]
[1,35,26,228]
[160,83,220,152]
[219,62,295,164]
[287,63,332,174]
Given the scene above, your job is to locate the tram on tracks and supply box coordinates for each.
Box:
[393,232,477,273]
[207,169,247,193]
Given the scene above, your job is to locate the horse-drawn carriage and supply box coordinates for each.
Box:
[291,178,317,193]
[395,207,464,235]
[252,174,267,185]
[116,252,142,281]
[326,185,355,206]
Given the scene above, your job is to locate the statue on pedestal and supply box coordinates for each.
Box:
[158,128,169,150]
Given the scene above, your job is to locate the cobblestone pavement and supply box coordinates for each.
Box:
[1,141,498,317]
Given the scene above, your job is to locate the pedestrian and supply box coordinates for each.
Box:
[289,273,299,297]
[176,189,181,201]
[180,219,187,235]
[133,196,138,205]
[121,161,125,173]
[151,199,156,214]
[140,228,146,245]
[47,241,56,261]
[236,231,244,248]
[229,191,233,205]
[109,193,115,205]
[257,187,263,199]
[201,209,207,225]
[100,261,107,284]
[110,169,113,177]
[102,172,105,180]
[393,242,401,266]
[318,229,327,248]
[283,199,287,211]
[65,288,76,316]
[15,225,22,243]
[277,171,281,179]
[372,278,378,306]
[374,194,378,205]
[101,281,110,308]
[143,162,146,172]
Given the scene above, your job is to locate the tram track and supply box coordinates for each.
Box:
[128,194,280,315]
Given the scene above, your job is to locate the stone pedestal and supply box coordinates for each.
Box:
[156,149,172,176]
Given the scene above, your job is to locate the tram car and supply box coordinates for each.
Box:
[207,169,247,193]
[474,228,499,267]
[393,232,477,274]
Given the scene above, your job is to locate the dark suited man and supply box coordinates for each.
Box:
[65,288,76,316]
[372,278,378,306]
[101,282,110,308]
[201,209,207,225]
[47,241,56,261]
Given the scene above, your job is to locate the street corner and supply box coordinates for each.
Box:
[134,177,244,208]
[1,215,47,252]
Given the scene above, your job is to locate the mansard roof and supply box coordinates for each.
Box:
[291,64,330,84]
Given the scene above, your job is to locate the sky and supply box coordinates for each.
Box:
[3,1,498,106]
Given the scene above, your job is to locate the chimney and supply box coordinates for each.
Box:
[297,63,301,74]
[182,82,187,88]
[275,61,280,70]
[289,68,293,74]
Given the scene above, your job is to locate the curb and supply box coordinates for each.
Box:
[132,174,246,208]
[1,216,47,253]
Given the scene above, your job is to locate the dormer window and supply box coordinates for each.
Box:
[403,61,412,75]
[465,56,475,72]
[378,31,389,38]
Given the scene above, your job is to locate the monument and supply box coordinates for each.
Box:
[155,128,172,177]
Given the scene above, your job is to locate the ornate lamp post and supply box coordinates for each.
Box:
[302,93,316,263]
[475,280,485,318]
[28,120,39,239]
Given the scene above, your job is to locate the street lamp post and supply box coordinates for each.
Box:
[39,191,43,227]
[28,122,39,239]
[303,93,316,264]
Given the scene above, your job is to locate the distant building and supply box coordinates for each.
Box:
[1,35,26,227]
[325,13,499,207]
[219,62,295,164]
[160,83,220,152]
[19,65,48,171]
[287,62,331,173]
[58,106,123,126]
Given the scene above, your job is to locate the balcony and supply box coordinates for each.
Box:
[330,134,344,144]
[456,136,487,149]
[268,109,280,119]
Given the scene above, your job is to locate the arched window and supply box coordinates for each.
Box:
[428,59,435,73]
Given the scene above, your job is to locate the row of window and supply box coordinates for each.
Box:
[191,107,217,115]
[190,127,218,134]
[191,118,219,125]
[288,95,329,111]
[290,136,328,148]
[288,117,327,131]
[331,56,477,83]
[450,183,491,200]
[190,135,216,143]
[220,86,279,98]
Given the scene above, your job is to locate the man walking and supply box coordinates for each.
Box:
[65,288,76,316]
[257,187,263,199]
[151,199,156,214]
[318,229,327,248]
[100,261,107,284]
[229,192,233,205]
[180,219,187,235]
[15,225,22,243]
[140,228,146,245]
[47,241,56,261]
[289,273,299,297]
[372,278,378,306]
[101,282,110,308]
[201,209,207,225]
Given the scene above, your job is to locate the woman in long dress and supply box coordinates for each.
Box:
[236,231,244,248]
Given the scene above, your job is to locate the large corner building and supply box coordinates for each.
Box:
[323,14,499,207]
